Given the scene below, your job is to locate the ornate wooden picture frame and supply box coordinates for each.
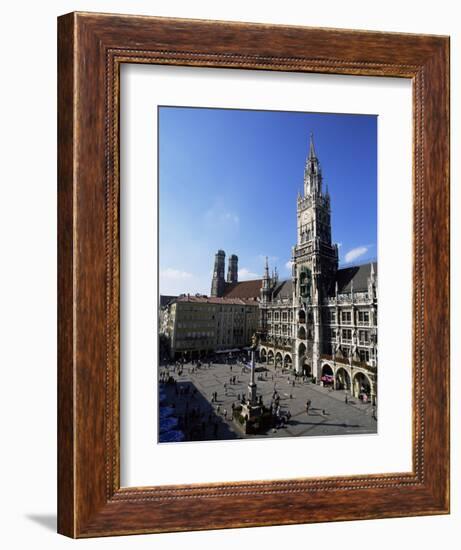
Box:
[57,12,450,537]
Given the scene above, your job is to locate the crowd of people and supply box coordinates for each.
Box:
[159,354,376,442]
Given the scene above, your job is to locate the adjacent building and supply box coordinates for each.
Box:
[160,295,259,360]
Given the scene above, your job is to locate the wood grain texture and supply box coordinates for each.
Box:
[57,12,450,538]
[57,12,75,537]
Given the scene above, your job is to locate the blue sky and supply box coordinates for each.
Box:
[159,106,377,296]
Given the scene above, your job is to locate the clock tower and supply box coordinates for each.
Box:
[292,134,338,376]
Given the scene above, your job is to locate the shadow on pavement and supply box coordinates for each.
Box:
[159,380,239,442]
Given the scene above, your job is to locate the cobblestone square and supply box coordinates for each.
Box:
[159,359,377,442]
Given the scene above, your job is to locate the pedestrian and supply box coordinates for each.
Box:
[322,409,327,416]
[223,409,227,420]
[345,394,348,404]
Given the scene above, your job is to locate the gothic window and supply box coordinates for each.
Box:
[359,349,370,362]
[342,329,352,342]
[299,267,312,298]
[341,311,352,324]
[358,311,370,325]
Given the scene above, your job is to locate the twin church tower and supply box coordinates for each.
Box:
[211,250,239,297]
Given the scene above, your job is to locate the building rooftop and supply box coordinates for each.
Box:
[335,261,377,293]
[272,279,293,300]
[175,295,258,306]
[222,279,262,300]
[159,295,177,308]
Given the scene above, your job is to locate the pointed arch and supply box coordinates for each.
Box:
[335,367,351,390]
[352,371,373,399]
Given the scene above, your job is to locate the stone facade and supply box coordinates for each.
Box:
[161,295,259,359]
[257,134,377,401]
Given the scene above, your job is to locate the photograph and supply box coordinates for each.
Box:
[158,106,378,443]
[0,0,453,545]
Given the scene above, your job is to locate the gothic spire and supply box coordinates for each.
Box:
[304,132,322,197]
[370,261,376,281]
[309,132,316,159]
[263,256,270,279]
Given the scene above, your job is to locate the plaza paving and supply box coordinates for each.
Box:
[159,359,377,442]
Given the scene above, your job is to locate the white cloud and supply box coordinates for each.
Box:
[160,268,193,280]
[159,268,195,296]
[222,212,240,225]
[344,246,368,264]
[238,267,259,281]
[204,202,240,228]
[285,260,293,271]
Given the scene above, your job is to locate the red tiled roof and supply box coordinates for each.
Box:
[175,295,257,306]
[222,279,262,300]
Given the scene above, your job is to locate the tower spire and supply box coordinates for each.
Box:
[309,132,316,159]
[304,132,322,197]
[263,256,270,279]
[261,256,272,304]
